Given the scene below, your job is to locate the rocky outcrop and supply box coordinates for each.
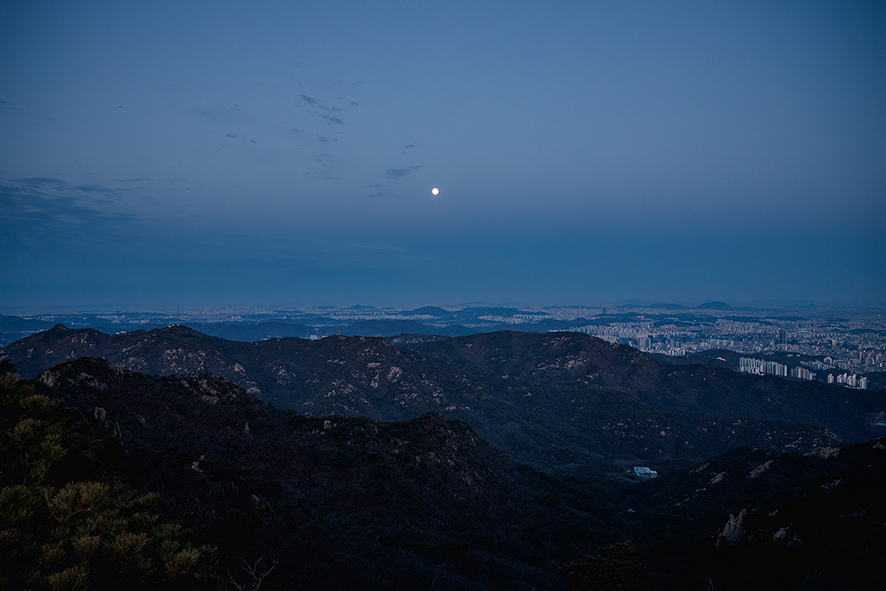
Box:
[716,508,747,545]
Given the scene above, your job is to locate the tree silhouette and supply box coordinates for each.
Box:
[558,542,648,591]
[0,370,220,590]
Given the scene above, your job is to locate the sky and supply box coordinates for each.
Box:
[1,0,884,311]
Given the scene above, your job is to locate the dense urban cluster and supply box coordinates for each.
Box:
[561,305,885,387]
[569,312,884,365]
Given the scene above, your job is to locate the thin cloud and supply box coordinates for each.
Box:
[14,177,69,188]
[72,184,119,194]
[11,177,122,200]
[386,165,421,180]
[366,164,422,198]
[195,103,245,122]
[0,177,131,246]
[298,94,350,125]
[365,182,385,199]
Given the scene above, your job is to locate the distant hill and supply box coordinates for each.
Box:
[339,319,476,337]
[0,314,57,346]
[452,307,545,320]
[0,314,55,331]
[186,321,316,341]
[406,306,452,317]
[502,319,575,332]
[694,300,734,310]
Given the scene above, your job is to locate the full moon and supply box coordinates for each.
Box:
[431,187,439,195]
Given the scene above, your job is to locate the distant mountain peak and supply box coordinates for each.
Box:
[156,324,206,336]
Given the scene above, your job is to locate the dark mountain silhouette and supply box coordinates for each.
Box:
[406,306,452,317]
[694,300,734,310]
[3,327,883,472]
[6,358,883,590]
[406,331,882,439]
[184,319,477,341]
[25,357,616,590]
[338,319,476,337]
[186,321,316,341]
[650,350,733,369]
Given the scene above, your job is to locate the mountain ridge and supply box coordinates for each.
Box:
[3,326,883,471]
[16,357,614,590]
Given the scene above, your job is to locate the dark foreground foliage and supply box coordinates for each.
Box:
[0,368,219,590]
[2,357,884,590]
[6,359,623,590]
[558,542,648,591]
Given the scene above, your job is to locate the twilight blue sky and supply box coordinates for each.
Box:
[1,0,884,311]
